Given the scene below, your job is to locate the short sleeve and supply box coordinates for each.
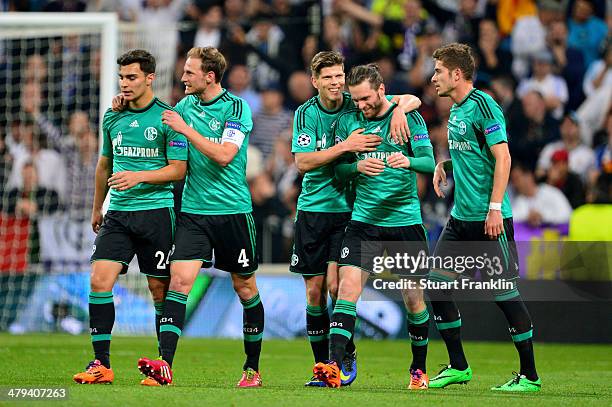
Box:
[222,98,252,148]
[164,122,188,161]
[101,109,113,158]
[473,96,507,146]
[407,111,432,149]
[292,105,318,153]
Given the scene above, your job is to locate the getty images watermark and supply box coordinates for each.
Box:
[370,250,516,291]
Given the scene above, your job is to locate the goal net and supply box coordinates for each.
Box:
[0,13,177,335]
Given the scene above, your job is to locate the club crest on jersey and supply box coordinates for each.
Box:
[209,118,221,131]
[386,133,399,145]
[459,121,467,135]
[335,135,342,145]
[297,133,311,147]
[144,127,158,141]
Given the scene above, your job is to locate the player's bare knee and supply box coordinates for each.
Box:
[232,275,258,301]
[402,290,425,313]
[147,278,169,302]
[90,269,114,292]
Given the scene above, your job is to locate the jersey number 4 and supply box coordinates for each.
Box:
[238,248,249,267]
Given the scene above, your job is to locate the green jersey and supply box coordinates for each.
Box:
[335,105,432,227]
[175,90,252,215]
[101,97,188,211]
[447,88,512,221]
[292,92,355,213]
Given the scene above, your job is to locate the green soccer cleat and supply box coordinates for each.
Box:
[429,365,473,388]
[491,372,541,392]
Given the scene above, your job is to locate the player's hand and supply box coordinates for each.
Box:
[162,110,190,135]
[485,209,503,239]
[91,209,103,234]
[357,158,385,176]
[386,152,411,168]
[389,107,410,145]
[108,171,144,191]
[343,128,381,152]
[433,162,447,198]
[111,94,127,112]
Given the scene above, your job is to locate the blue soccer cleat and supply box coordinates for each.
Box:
[340,350,357,386]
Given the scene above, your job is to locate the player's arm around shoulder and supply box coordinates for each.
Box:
[388,94,422,144]
[388,110,435,173]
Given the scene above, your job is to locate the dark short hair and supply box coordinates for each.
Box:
[310,51,344,78]
[117,49,156,74]
[187,47,227,83]
[432,43,475,81]
[347,64,383,89]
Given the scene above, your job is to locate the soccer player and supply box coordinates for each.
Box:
[73,50,188,385]
[312,64,434,389]
[428,43,541,392]
[137,47,264,387]
[292,51,422,387]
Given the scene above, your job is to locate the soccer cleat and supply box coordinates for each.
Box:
[140,377,162,387]
[137,357,173,385]
[73,360,114,384]
[491,372,541,392]
[313,361,341,388]
[304,375,326,387]
[237,368,262,387]
[340,351,357,386]
[408,368,429,390]
[428,365,472,388]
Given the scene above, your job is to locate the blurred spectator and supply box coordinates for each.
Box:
[474,18,513,84]
[567,0,608,69]
[511,1,563,79]
[136,0,190,25]
[374,55,412,95]
[285,71,315,111]
[423,0,482,47]
[0,136,11,190]
[511,164,573,226]
[582,42,612,97]
[1,161,60,264]
[537,111,596,181]
[517,50,569,119]
[5,117,66,196]
[335,0,434,71]
[227,64,262,115]
[510,90,560,165]
[495,0,537,37]
[490,75,524,138]
[193,4,222,48]
[235,12,299,91]
[594,111,612,174]
[577,42,612,145]
[547,19,586,111]
[407,27,443,89]
[250,84,292,160]
[545,149,586,208]
[86,0,139,21]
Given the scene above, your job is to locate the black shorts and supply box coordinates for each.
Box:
[171,212,258,275]
[338,220,430,276]
[432,216,519,280]
[91,208,176,278]
[290,211,351,276]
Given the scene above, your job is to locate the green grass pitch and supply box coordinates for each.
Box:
[1,334,610,406]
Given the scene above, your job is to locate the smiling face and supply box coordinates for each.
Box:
[348,80,385,119]
[181,57,212,96]
[118,63,154,102]
[312,64,345,105]
[431,59,457,97]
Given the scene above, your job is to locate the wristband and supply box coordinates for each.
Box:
[489,202,502,211]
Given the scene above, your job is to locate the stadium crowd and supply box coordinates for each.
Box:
[1,0,611,264]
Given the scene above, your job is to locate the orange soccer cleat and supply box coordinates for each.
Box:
[408,368,429,390]
[313,361,341,388]
[73,360,114,384]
